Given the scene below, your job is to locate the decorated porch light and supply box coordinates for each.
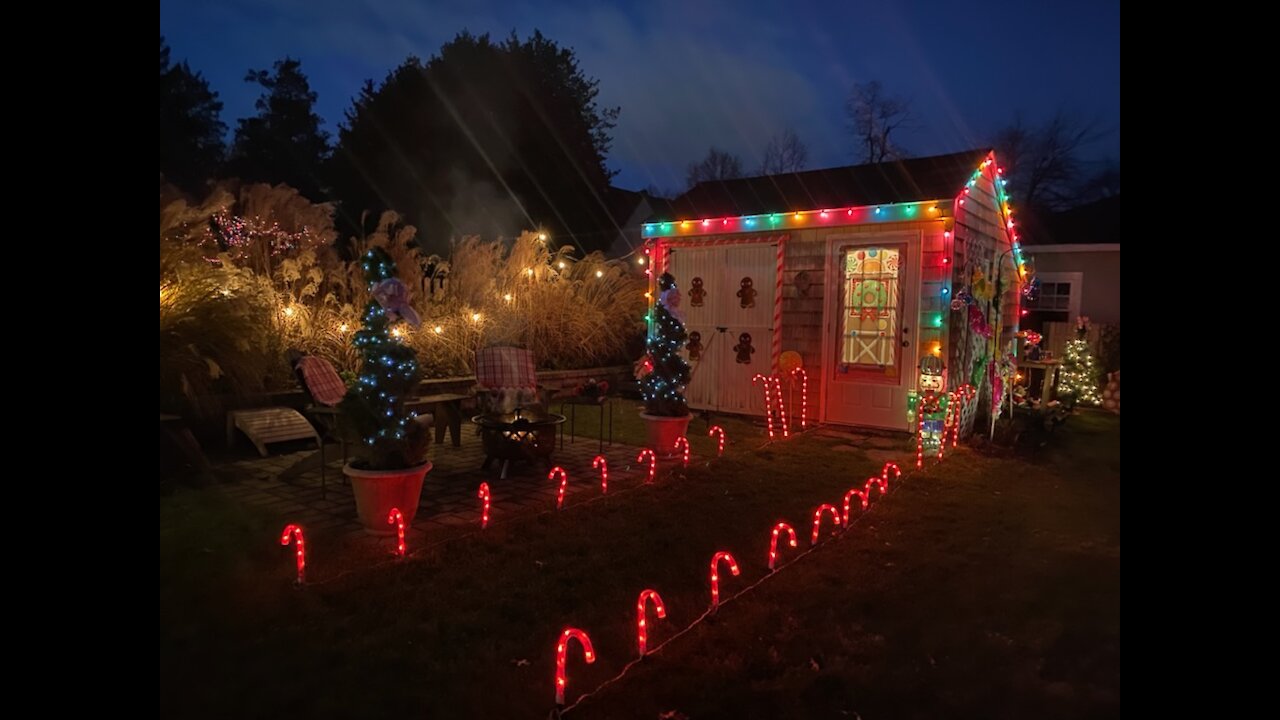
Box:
[708,425,726,456]
[592,455,608,494]
[843,488,869,526]
[554,628,596,706]
[279,524,305,584]
[710,551,740,607]
[673,436,690,467]
[478,482,491,529]
[387,508,406,558]
[752,374,777,439]
[550,466,569,510]
[791,368,808,429]
[811,504,841,544]
[636,589,667,657]
[637,448,656,483]
[769,522,798,570]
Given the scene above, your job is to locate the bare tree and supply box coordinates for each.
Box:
[1076,159,1120,204]
[686,147,744,189]
[994,111,1105,210]
[846,81,914,163]
[760,128,809,174]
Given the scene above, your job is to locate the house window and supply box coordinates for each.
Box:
[838,246,901,370]
[1028,281,1072,314]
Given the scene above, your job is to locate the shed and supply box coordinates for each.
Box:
[642,149,1024,433]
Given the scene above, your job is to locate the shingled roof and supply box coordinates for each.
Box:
[649,149,992,221]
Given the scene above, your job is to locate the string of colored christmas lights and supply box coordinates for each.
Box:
[279,524,305,584]
[592,456,608,494]
[550,467,569,510]
[810,504,842,544]
[635,589,667,657]
[708,425,725,457]
[642,200,951,238]
[387,508,406,558]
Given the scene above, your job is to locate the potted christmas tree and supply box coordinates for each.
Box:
[339,247,432,535]
[1058,316,1102,409]
[638,272,692,454]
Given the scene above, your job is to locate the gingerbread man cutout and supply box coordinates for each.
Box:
[686,331,703,361]
[736,276,757,309]
[689,277,706,307]
[733,332,755,364]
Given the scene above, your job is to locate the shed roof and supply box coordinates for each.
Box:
[649,149,992,221]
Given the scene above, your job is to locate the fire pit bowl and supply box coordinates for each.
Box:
[471,408,566,479]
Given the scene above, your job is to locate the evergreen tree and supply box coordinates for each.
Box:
[339,247,430,469]
[1058,321,1101,407]
[228,58,331,201]
[641,273,690,417]
[160,37,226,194]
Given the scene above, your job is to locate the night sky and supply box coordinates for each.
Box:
[159,0,1120,193]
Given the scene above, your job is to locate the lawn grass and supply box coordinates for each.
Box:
[160,407,1119,719]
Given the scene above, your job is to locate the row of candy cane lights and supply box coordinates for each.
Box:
[553,460,903,706]
[276,425,729,584]
[751,369,808,440]
[917,385,977,469]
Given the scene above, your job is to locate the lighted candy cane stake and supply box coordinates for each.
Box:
[843,488,869,526]
[708,425,726,457]
[673,436,690,467]
[772,375,790,437]
[752,374,776,439]
[811,504,841,544]
[549,466,568,510]
[477,482,490,529]
[768,522,798,570]
[387,508,406,558]
[592,455,608,494]
[554,628,596,706]
[916,397,927,469]
[710,551,740,608]
[950,391,963,448]
[791,368,808,429]
[881,462,901,491]
[636,588,667,657]
[636,448,656,484]
[865,475,888,501]
[279,524,305,584]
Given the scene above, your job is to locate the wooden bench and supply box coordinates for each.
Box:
[226,408,320,457]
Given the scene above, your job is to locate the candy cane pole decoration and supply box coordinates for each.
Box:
[549,466,568,510]
[673,436,690,467]
[768,522,798,570]
[636,589,667,657]
[811,504,841,544]
[554,628,596,706]
[916,398,926,469]
[710,551,740,608]
[937,394,952,461]
[387,508,406,558]
[881,462,900,491]
[865,475,887,501]
[752,374,776,439]
[791,368,808,429]
[636,448,656,484]
[843,487,868,526]
[708,425,725,457]
[592,455,608,494]
[772,375,790,437]
[279,524,305,584]
[477,482,491,529]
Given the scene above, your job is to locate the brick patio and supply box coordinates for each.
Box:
[215,410,644,548]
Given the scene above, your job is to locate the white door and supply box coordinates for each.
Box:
[823,235,919,429]
[666,243,776,415]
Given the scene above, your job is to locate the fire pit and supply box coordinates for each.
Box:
[471,407,566,480]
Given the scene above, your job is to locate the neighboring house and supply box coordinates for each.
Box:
[640,149,1023,432]
[1018,196,1120,357]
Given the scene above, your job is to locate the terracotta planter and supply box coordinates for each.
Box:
[343,461,432,535]
[640,413,693,458]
